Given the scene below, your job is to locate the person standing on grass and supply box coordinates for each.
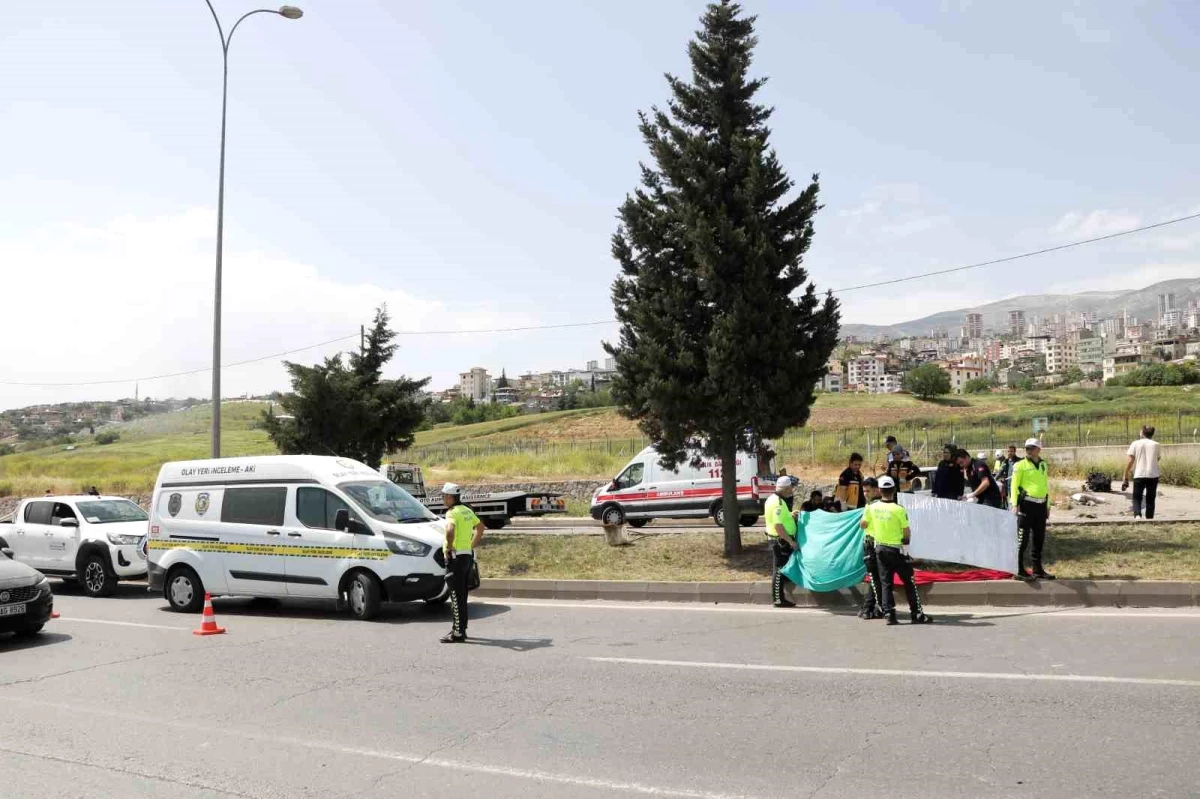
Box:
[836,453,867,511]
[763,476,800,608]
[1122,425,1162,520]
[440,483,486,643]
[932,445,965,500]
[859,476,933,626]
[1010,438,1054,581]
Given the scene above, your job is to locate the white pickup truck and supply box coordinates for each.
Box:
[0,495,149,597]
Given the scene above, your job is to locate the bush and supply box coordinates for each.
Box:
[0,444,15,457]
[95,430,121,445]
[963,377,993,394]
[902,364,951,399]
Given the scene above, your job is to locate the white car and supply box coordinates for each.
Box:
[0,495,149,597]
[146,456,450,620]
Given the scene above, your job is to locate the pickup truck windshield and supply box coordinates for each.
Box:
[339,481,437,524]
[75,500,149,524]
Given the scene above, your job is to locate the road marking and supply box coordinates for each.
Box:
[4,697,765,799]
[51,617,189,631]
[585,656,1200,688]
[499,599,1200,619]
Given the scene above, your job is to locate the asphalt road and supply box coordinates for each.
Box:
[2,581,1198,799]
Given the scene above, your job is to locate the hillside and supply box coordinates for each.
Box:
[841,277,1199,338]
[4,387,1198,495]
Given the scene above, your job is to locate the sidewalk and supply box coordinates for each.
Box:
[476,577,1200,607]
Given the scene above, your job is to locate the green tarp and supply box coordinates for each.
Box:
[780,508,868,592]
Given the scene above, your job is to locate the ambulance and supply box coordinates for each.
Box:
[146,456,449,620]
[589,445,772,528]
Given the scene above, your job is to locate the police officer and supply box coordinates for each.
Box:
[763,476,799,608]
[957,449,1002,508]
[440,482,487,643]
[859,476,933,625]
[1010,439,1054,581]
[857,476,885,621]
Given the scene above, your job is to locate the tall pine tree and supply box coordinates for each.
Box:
[264,306,429,468]
[605,1,840,556]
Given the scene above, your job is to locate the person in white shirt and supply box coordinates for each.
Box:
[1122,425,1162,520]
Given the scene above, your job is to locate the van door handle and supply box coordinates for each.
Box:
[266,530,281,536]
[287,532,302,538]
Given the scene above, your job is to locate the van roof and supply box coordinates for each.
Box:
[154,455,383,489]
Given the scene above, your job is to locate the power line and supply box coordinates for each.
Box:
[5,211,1198,389]
[831,210,1200,293]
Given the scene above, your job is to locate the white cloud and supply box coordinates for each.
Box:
[880,215,951,238]
[1052,209,1141,241]
[1062,10,1111,44]
[0,210,541,410]
[835,184,946,239]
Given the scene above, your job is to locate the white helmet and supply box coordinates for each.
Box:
[877,476,896,490]
[1024,438,1041,449]
[976,452,986,461]
[775,476,792,490]
[441,482,462,496]
[994,449,1003,458]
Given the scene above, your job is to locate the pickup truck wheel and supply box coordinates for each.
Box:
[627,519,650,528]
[81,555,116,598]
[165,566,204,613]
[424,583,451,606]
[482,517,509,531]
[347,571,381,621]
[601,505,625,526]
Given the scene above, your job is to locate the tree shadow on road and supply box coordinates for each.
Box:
[52,579,153,600]
[187,596,513,625]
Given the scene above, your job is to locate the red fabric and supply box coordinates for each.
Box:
[871,568,1012,585]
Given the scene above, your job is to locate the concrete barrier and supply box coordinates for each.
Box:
[475,577,1199,607]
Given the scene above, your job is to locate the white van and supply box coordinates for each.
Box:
[589,446,770,528]
[146,456,449,620]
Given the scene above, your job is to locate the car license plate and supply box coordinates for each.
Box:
[0,603,27,617]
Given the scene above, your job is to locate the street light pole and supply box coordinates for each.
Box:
[203,3,303,459]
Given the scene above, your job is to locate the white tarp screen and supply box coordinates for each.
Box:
[898,494,1018,574]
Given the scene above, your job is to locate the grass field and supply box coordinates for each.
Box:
[4,386,1200,495]
[477,522,1200,582]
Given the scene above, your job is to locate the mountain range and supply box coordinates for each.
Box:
[840,278,1200,339]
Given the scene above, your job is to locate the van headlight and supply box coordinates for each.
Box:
[107,532,142,546]
[385,537,432,557]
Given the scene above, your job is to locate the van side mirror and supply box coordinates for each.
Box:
[334,509,368,535]
[1,548,13,560]
[609,479,618,491]
[58,518,79,528]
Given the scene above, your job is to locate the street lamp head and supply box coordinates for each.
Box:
[279,5,304,19]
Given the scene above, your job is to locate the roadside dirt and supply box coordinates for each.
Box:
[1054,479,1200,522]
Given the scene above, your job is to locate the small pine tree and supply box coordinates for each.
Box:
[605,1,839,556]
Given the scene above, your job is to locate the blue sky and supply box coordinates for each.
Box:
[2,0,1197,410]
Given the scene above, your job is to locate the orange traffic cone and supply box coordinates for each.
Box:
[50,611,60,619]
[193,593,226,636]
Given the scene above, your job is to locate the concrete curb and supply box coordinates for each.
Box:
[476,578,1200,608]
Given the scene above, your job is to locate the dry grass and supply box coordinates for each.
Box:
[476,523,1200,582]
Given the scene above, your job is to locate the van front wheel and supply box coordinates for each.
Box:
[601,505,625,526]
[346,571,381,621]
[165,566,204,613]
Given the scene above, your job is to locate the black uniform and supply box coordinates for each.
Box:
[858,535,885,619]
[966,459,1002,508]
[932,459,965,500]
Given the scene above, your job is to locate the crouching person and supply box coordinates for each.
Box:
[859,477,933,626]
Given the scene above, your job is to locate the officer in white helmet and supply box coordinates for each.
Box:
[763,475,800,608]
[859,476,932,625]
[440,483,487,642]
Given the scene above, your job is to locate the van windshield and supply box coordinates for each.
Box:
[339,480,437,524]
[75,500,149,524]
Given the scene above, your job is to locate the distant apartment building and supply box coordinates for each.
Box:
[1045,340,1078,374]
[1101,316,1125,340]
[1103,343,1150,381]
[1076,334,1104,371]
[491,387,521,405]
[604,356,615,371]
[1024,335,1052,354]
[847,352,888,390]
[937,359,986,394]
[1159,293,1176,319]
[459,367,492,402]
[822,370,842,393]
[1009,310,1026,337]
[964,313,984,339]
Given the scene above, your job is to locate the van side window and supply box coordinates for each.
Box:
[24,501,54,525]
[296,487,355,531]
[617,463,645,489]
[221,487,286,526]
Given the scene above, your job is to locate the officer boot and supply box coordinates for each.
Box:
[886,610,899,626]
[1032,561,1056,580]
[911,612,934,624]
